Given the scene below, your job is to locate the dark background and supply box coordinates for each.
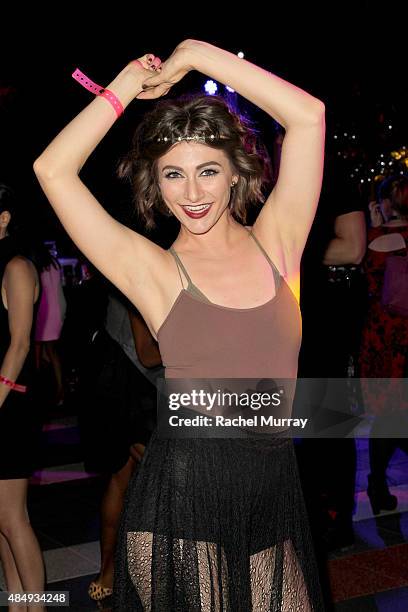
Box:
[0,3,406,247]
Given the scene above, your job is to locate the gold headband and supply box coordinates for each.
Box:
[156,134,218,144]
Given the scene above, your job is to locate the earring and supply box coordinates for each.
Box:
[231,181,236,187]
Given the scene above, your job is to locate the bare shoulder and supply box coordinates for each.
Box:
[2,256,40,306]
[5,255,37,280]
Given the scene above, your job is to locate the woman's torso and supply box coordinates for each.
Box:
[156,229,302,380]
[0,238,40,383]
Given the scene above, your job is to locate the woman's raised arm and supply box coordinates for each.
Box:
[33,57,167,312]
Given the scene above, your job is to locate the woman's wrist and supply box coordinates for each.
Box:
[105,67,146,108]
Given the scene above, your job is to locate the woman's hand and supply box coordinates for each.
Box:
[124,53,163,99]
[130,442,146,463]
[137,41,196,100]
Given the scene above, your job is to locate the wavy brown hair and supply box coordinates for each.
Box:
[118,94,272,230]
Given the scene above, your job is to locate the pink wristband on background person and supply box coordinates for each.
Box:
[0,375,27,393]
[71,68,124,118]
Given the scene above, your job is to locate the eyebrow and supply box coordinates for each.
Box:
[161,161,223,172]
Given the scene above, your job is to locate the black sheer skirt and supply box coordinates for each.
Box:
[113,430,324,611]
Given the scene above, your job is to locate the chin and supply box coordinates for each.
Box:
[184,220,215,235]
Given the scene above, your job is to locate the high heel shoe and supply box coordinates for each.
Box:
[88,580,113,601]
[367,473,398,515]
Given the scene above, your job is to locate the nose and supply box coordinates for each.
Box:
[184,177,205,203]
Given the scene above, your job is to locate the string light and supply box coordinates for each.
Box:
[342,146,407,186]
[204,80,218,95]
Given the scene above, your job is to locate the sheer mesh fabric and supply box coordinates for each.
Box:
[113,432,323,610]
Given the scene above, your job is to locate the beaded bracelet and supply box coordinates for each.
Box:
[72,68,124,118]
[0,375,27,393]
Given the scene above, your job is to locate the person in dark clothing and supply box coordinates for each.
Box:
[0,184,46,611]
[297,170,367,609]
[78,286,162,604]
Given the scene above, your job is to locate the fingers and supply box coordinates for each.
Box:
[141,72,168,89]
[150,56,162,70]
[131,54,162,72]
[136,82,172,100]
[143,55,162,71]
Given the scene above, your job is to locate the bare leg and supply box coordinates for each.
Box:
[249,545,275,611]
[250,540,312,612]
[195,540,229,611]
[0,531,27,612]
[127,533,229,611]
[249,540,311,612]
[97,457,136,589]
[0,479,45,612]
[281,540,311,612]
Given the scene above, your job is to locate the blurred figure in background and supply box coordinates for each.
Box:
[78,286,161,604]
[299,169,367,549]
[368,175,401,228]
[360,175,408,514]
[34,241,67,407]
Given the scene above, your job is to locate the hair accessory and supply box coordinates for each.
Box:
[72,68,124,118]
[0,375,27,393]
[156,134,217,144]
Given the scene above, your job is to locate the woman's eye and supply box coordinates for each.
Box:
[164,171,182,179]
[201,169,219,176]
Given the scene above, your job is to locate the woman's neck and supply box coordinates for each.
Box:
[176,213,246,256]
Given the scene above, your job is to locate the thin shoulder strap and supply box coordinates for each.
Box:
[169,246,190,289]
[248,230,282,288]
[169,246,213,303]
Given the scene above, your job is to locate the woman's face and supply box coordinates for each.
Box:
[0,211,11,239]
[157,142,238,234]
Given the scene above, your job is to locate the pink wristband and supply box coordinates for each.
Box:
[72,68,124,118]
[100,89,124,118]
[72,68,104,94]
[0,375,27,393]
